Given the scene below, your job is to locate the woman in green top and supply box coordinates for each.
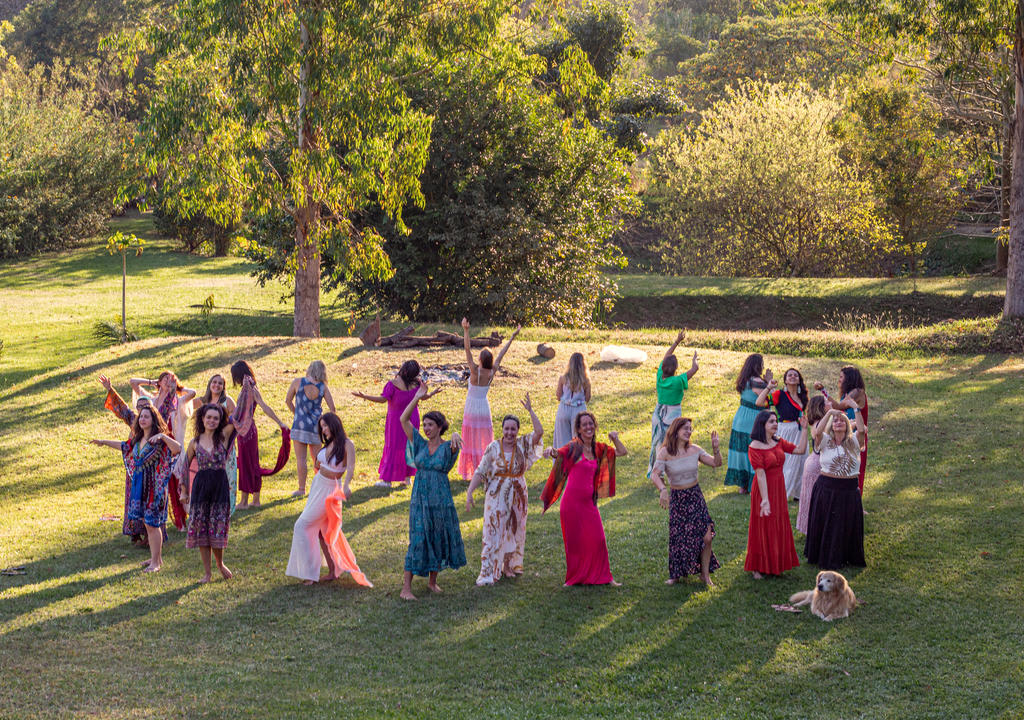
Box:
[648,330,700,477]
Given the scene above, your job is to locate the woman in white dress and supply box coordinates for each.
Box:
[465,393,543,586]
[286,412,371,587]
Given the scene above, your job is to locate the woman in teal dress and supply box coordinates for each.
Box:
[725,354,768,493]
[399,383,466,600]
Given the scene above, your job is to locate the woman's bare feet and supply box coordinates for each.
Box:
[143,563,161,573]
[427,582,443,594]
[218,564,233,580]
[140,559,152,567]
[701,576,715,587]
[291,490,305,498]
[302,579,315,586]
[609,579,622,587]
[400,588,417,601]
[665,577,677,585]
[199,573,212,584]
[321,572,340,582]
[751,571,764,580]
[235,502,249,510]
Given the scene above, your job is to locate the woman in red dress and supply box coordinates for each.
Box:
[542,412,628,586]
[744,410,808,579]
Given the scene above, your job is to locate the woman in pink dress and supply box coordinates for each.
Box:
[541,412,628,586]
[352,360,422,488]
[457,318,520,480]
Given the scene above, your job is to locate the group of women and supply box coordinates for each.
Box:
[90,325,870,596]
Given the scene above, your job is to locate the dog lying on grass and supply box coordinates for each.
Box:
[789,570,860,621]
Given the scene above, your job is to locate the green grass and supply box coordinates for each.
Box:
[1,222,1023,719]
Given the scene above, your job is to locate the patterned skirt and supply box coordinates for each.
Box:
[669,485,720,579]
[186,468,231,549]
[647,403,682,478]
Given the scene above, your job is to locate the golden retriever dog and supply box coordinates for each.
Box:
[789,570,859,621]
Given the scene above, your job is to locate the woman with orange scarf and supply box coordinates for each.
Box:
[542,412,628,586]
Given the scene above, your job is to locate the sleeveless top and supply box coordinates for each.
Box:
[769,389,804,422]
[653,449,712,488]
[819,432,860,477]
[195,436,232,472]
[559,383,587,408]
[317,447,347,475]
[294,378,326,425]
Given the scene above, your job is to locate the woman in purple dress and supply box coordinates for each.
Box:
[353,360,423,489]
[230,361,289,509]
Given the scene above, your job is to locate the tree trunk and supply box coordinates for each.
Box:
[999,117,1012,273]
[121,252,127,332]
[292,18,320,337]
[1007,2,1024,318]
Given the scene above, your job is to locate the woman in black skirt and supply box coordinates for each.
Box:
[804,407,866,569]
[180,403,238,583]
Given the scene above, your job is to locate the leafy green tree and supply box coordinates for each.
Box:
[646,81,895,276]
[131,0,504,337]
[342,52,637,327]
[838,79,972,281]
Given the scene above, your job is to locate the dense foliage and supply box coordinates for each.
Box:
[0,64,129,258]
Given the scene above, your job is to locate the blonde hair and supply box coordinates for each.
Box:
[565,352,589,392]
[824,412,859,458]
[307,360,327,383]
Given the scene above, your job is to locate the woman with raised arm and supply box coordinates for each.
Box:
[400,384,466,600]
[647,330,699,478]
[286,412,372,587]
[650,417,721,587]
[542,412,627,586]
[91,405,181,572]
[458,318,521,480]
[804,407,867,569]
[755,367,809,501]
[285,360,337,498]
[466,393,544,586]
[815,365,869,494]
[552,352,591,450]
[725,354,768,494]
[230,360,289,510]
[352,359,422,488]
[795,395,827,535]
[179,403,238,583]
[744,410,808,579]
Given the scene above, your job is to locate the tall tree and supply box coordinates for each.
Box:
[133,0,504,336]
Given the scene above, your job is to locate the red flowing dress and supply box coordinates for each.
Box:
[744,439,799,575]
[559,458,614,585]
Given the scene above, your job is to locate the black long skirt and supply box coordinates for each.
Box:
[804,474,865,569]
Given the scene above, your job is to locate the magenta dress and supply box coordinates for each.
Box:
[379,381,419,484]
[559,458,614,585]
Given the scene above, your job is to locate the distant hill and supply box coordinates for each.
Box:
[0,0,29,22]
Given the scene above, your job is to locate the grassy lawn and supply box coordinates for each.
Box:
[1,225,1022,718]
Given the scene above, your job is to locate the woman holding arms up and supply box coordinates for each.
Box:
[744,410,808,579]
[400,384,466,600]
[647,330,699,478]
[231,361,289,510]
[285,360,336,498]
[804,406,867,569]
[286,412,372,587]
[542,412,627,586]
[755,367,809,501]
[458,318,521,480]
[91,405,181,572]
[815,365,869,494]
[352,360,422,488]
[191,374,238,514]
[650,417,721,587]
[465,393,544,586]
[552,352,591,450]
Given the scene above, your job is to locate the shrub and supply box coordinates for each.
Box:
[0,64,129,258]
[646,81,896,277]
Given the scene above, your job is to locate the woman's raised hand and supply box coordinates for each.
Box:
[608,431,620,443]
[98,374,112,391]
[461,317,470,330]
[520,392,532,412]
[813,381,825,391]
[710,430,720,452]
[415,383,429,399]
[450,431,463,451]
[676,329,686,343]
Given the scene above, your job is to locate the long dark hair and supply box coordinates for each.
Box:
[193,402,229,449]
[735,354,764,393]
[423,410,449,435]
[318,412,349,467]
[231,360,255,387]
[479,349,494,370]
[662,416,692,455]
[397,360,421,388]
[840,365,865,396]
[201,374,227,405]
[749,410,778,443]
[129,405,170,446]
[782,367,809,408]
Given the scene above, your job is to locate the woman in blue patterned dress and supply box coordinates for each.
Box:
[91,405,181,572]
[725,354,768,493]
[399,383,465,600]
[286,360,336,498]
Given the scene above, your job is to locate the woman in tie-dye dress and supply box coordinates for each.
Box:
[457,318,520,480]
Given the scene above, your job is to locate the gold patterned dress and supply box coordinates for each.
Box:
[471,435,542,585]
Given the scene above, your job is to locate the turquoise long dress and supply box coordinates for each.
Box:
[404,433,467,576]
[725,381,763,492]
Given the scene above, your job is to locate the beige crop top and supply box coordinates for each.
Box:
[653,449,712,488]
